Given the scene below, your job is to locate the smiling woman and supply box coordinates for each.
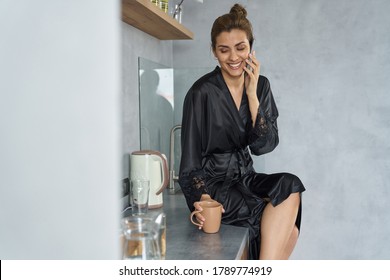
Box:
[178,3,306,260]
[213,29,254,111]
[214,30,251,76]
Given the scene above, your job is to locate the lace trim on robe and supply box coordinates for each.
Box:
[193,175,206,190]
[248,108,270,143]
[247,106,279,156]
[178,169,208,211]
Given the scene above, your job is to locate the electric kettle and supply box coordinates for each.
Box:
[130,150,169,209]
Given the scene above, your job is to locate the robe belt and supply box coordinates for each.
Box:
[218,147,253,203]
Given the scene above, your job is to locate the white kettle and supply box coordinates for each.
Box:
[130,150,169,209]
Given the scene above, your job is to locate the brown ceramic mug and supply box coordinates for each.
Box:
[190,200,223,233]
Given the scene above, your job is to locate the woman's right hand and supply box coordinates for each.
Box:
[192,194,210,229]
[193,194,224,230]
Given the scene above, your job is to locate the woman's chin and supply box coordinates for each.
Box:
[223,67,244,78]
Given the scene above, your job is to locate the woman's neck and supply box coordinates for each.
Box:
[221,70,245,110]
[222,71,244,92]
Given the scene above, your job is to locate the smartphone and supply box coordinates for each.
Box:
[246,51,254,73]
[246,56,253,72]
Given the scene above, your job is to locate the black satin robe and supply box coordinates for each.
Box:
[179,66,305,259]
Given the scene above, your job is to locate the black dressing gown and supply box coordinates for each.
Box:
[178,66,306,260]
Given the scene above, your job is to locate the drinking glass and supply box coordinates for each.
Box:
[131,179,150,215]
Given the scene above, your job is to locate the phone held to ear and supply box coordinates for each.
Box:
[246,51,254,73]
[246,57,253,72]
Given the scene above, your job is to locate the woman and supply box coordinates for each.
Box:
[178,3,306,260]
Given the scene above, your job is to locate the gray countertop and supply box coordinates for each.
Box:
[124,190,249,260]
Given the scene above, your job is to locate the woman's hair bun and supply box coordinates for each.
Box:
[229,3,247,18]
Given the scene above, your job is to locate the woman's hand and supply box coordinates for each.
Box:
[243,51,261,126]
[243,51,260,95]
[193,194,225,230]
[193,202,206,230]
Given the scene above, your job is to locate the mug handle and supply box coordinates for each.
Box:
[190,210,202,227]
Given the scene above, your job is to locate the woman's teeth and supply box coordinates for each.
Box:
[228,62,242,69]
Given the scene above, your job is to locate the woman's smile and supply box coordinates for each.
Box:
[227,61,243,70]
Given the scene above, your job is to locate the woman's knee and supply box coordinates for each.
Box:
[281,193,300,212]
[291,225,299,239]
[283,226,300,259]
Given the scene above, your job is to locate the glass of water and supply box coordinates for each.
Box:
[131,179,150,215]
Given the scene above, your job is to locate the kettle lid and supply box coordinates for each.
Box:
[131,150,161,156]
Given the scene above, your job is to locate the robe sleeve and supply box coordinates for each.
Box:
[178,87,208,211]
[248,77,279,155]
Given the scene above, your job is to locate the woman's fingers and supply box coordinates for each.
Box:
[194,198,225,230]
[195,212,205,230]
[193,201,205,229]
[246,51,260,75]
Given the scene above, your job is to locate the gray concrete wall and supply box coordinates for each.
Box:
[173,0,390,259]
[121,23,173,178]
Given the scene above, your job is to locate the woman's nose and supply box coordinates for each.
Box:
[229,51,239,61]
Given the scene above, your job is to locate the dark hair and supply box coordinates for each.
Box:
[211,3,254,51]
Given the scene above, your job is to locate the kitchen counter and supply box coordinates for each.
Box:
[123,190,249,260]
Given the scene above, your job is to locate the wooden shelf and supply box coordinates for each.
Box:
[122,0,194,40]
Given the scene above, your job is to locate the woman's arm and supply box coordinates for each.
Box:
[178,88,208,211]
[244,51,260,126]
[248,76,279,156]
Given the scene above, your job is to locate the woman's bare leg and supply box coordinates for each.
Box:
[259,193,300,260]
[282,226,299,259]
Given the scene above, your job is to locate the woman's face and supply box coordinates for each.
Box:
[213,29,251,79]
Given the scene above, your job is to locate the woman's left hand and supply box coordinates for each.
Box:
[243,51,260,99]
[243,51,261,125]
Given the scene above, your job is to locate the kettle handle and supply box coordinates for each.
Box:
[133,150,169,195]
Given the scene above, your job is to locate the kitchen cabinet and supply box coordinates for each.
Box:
[122,0,194,40]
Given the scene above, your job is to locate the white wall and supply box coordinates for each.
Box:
[0,0,121,259]
[173,0,390,259]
